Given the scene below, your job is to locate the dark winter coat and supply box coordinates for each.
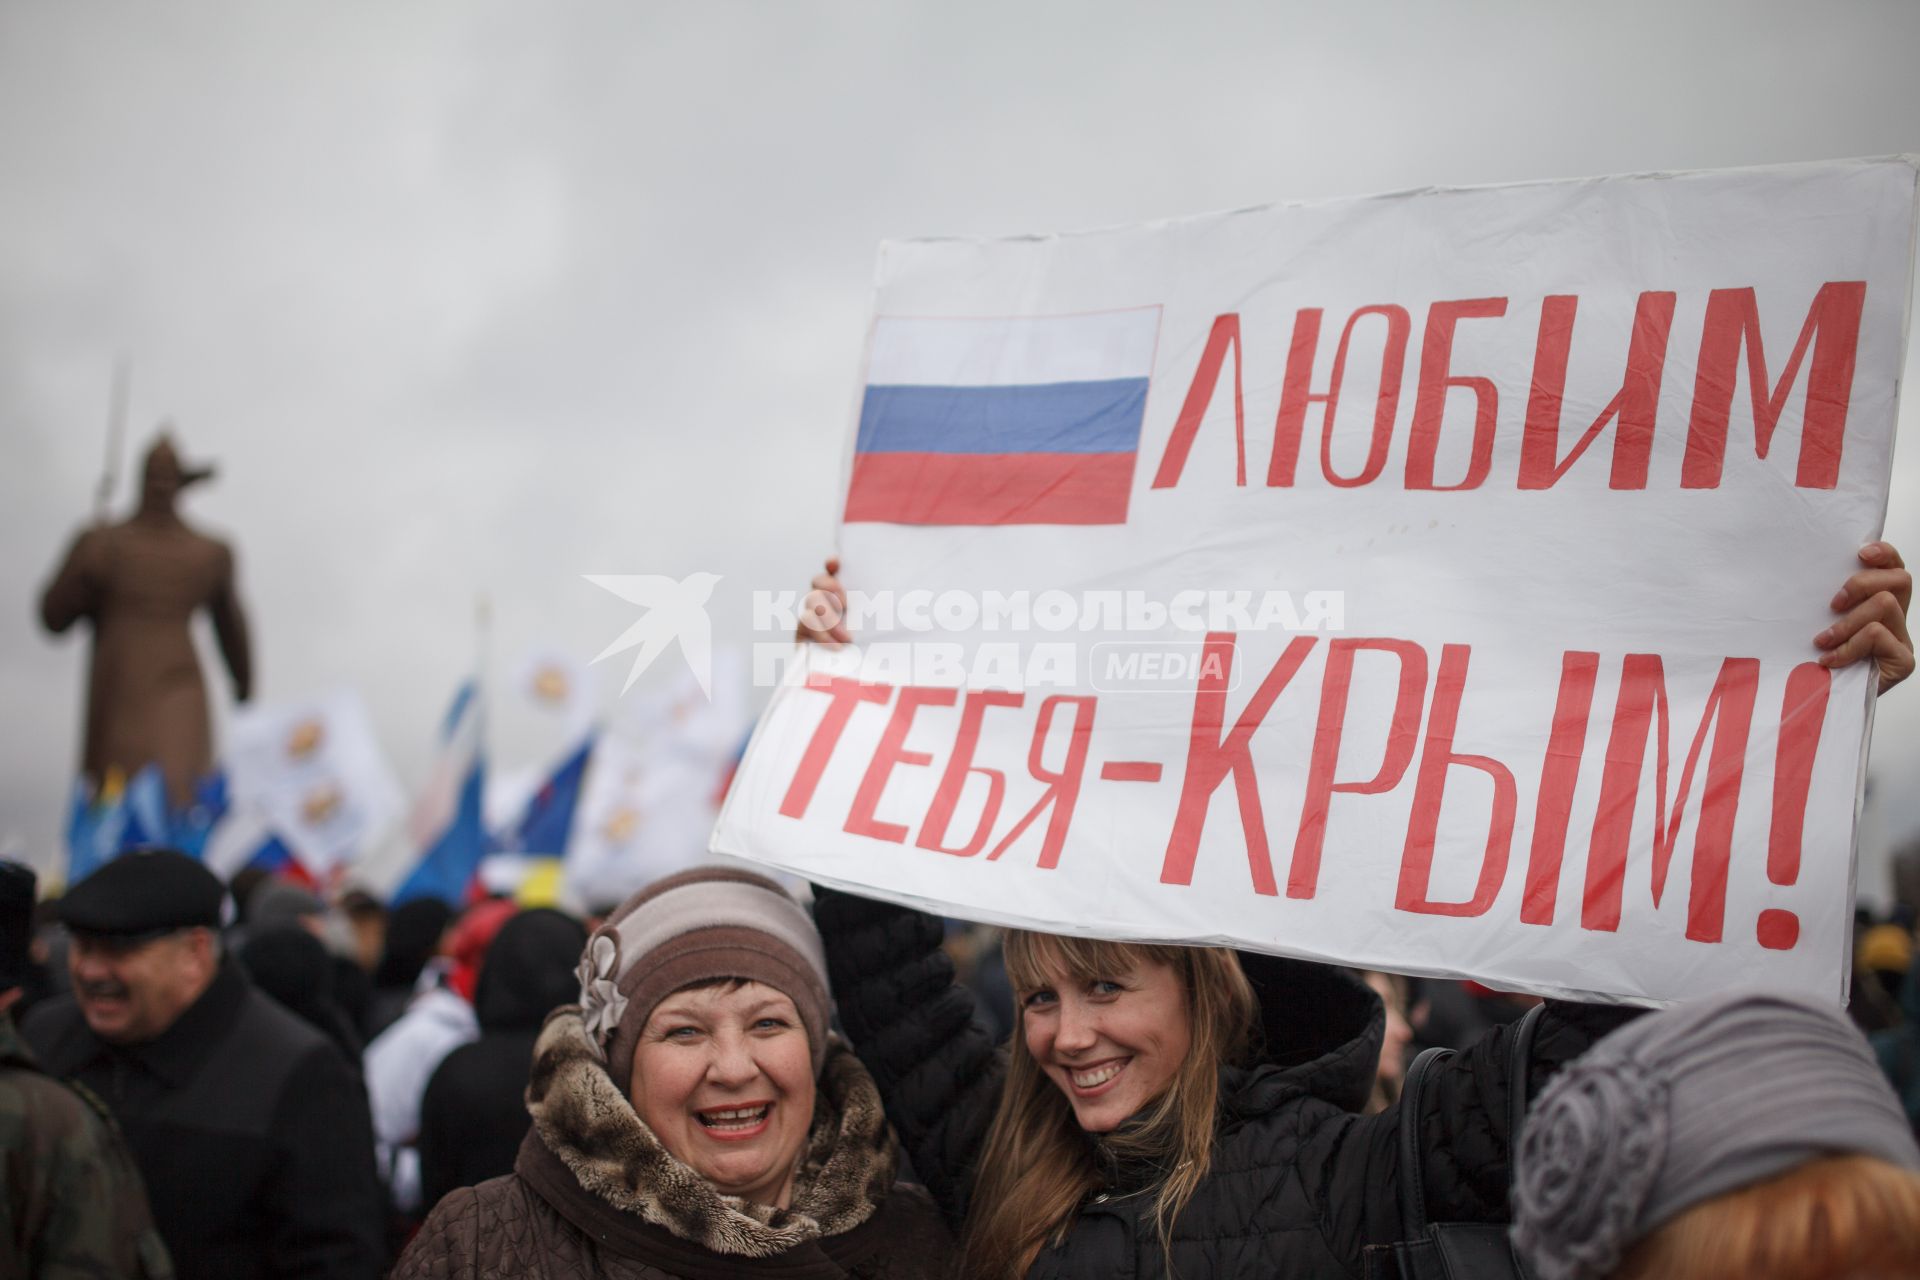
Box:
[21,959,385,1280]
[0,1012,172,1278]
[238,923,365,1066]
[395,1008,953,1280]
[369,898,455,1040]
[1872,951,1920,1134]
[814,887,1633,1279]
[417,907,587,1210]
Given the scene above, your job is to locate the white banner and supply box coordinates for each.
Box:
[565,656,749,910]
[714,158,1920,1005]
[224,688,407,876]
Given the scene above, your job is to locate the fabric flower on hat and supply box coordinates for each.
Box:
[577,932,628,1052]
[1510,1055,1669,1280]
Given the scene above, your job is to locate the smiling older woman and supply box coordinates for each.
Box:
[393,868,950,1280]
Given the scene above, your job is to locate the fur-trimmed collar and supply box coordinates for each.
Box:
[523,1007,898,1259]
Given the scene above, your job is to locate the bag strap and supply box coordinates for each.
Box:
[1506,1003,1547,1150]
[1396,1044,1447,1241]
[1397,1002,1549,1240]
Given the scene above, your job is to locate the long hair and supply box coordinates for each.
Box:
[1615,1155,1920,1280]
[961,933,1257,1279]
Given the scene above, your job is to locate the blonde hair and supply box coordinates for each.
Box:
[960,934,1256,1279]
[1615,1155,1920,1280]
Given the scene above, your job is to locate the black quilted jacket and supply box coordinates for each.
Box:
[814,887,1632,1279]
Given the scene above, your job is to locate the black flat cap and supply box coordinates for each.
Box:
[60,848,223,936]
[0,860,34,987]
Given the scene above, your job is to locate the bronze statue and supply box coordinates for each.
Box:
[39,435,252,807]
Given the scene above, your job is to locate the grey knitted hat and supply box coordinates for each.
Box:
[575,866,831,1096]
[247,879,324,931]
[1510,990,1920,1280]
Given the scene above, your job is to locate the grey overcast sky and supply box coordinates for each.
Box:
[4,1,1919,893]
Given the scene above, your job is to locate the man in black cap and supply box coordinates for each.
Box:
[2,858,172,1276]
[22,849,384,1280]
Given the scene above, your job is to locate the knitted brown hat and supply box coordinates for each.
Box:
[576,866,831,1096]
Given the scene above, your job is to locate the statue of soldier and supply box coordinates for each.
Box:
[39,435,252,808]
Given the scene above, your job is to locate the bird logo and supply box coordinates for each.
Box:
[584,573,722,697]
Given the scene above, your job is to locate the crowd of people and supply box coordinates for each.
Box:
[4,846,1920,1277]
[1,546,1919,1278]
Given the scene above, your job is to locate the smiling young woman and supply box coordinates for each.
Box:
[817,886,1647,1279]
[966,935,1254,1278]
[797,546,1917,1279]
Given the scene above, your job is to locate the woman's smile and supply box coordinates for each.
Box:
[1066,1058,1130,1095]
[693,1101,775,1140]
[631,983,815,1205]
[1021,959,1192,1132]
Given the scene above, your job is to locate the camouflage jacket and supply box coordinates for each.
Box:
[0,1013,172,1279]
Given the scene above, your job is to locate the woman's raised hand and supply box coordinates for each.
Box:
[797,557,852,648]
[1816,541,1913,694]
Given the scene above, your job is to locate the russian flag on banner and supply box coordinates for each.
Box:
[844,308,1161,526]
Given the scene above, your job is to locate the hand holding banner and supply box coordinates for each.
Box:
[716,158,1920,1005]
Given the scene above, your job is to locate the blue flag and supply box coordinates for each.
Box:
[66,765,231,885]
[392,681,487,906]
[493,736,594,857]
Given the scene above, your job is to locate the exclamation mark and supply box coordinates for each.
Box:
[1758,663,1830,950]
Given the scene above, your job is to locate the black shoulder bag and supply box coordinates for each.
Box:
[1364,1003,1545,1280]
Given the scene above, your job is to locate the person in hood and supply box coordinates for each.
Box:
[363,897,515,1218]
[417,907,587,1209]
[367,897,454,1039]
[243,877,375,1037]
[393,867,949,1280]
[240,922,364,1064]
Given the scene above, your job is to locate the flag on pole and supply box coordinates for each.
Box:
[514,648,597,745]
[223,689,407,877]
[116,766,169,851]
[492,735,593,857]
[66,765,233,884]
[171,772,230,859]
[563,655,748,909]
[245,836,317,888]
[393,681,487,906]
[65,772,130,885]
[203,802,281,881]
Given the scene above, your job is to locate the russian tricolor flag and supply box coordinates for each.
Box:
[392,680,487,907]
[845,308,1161,526]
